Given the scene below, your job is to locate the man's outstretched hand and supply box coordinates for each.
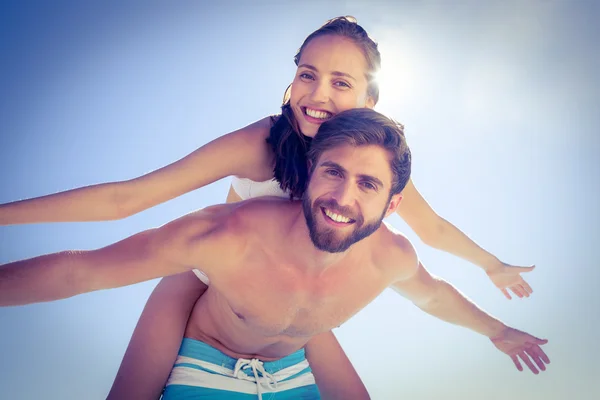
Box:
[491,327,550,374]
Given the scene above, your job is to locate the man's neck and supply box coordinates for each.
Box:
[286,207,354,275]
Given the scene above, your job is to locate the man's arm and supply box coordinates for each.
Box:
[390,238,549,373]
[0,204,239,307]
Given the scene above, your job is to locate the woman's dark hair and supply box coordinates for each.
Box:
[267,103,311,199]
[266,16,381,199]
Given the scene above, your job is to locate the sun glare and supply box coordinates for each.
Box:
[374,36,421,115]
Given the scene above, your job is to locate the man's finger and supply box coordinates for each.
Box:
[519,285,530,298]
[532,345,551,363]
[511,354,523,371]
[518,352,539,374]
[525,348,547,372]
[527,335,549,345]
[502,288,512,300]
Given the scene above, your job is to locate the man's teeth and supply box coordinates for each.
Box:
[305,108,331,120]
[324,209,352,223]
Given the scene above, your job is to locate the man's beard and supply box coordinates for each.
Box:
[302,195,386,253]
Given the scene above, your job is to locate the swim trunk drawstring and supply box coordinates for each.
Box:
[233,358,278,400]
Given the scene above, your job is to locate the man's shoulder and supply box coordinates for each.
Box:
[152,201,270,276]
[378,222,416,255]
[374,222,419,279]
[230,197,299,224]
[178,198,297,236]
[156,203,238,246]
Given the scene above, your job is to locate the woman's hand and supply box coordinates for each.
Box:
[486,263,535,299]
[397,179,538,301]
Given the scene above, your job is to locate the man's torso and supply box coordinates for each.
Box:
[183,200,410,360]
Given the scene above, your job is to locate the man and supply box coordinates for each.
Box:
[0,108,549,399]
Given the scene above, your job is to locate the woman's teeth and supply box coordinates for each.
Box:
[305,108,331,120]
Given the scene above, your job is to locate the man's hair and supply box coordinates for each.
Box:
[307,108,411,196]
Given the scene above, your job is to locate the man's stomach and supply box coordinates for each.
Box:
[183,289,314,361]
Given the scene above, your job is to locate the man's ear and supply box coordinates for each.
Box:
[306,159,313,177]
[365,95,376,109]
[384,193,403,217]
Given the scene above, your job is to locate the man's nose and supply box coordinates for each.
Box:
[331,181,355,207]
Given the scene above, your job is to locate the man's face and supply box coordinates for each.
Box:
[303,144,401,253]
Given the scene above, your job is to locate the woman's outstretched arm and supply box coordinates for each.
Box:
[397,179,535,299]
[107,271,207,400]
[0,118,273,225]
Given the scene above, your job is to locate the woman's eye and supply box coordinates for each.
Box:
[334,81,351,88]
[300,73,314,80]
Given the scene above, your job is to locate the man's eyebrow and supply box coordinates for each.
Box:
[297,64,357,82]
[357,174,384,189]
[320,161,347,173]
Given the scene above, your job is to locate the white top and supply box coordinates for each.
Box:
[230,176,288,200]
[193,176,289,285]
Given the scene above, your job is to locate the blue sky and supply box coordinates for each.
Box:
[0,1,598,399]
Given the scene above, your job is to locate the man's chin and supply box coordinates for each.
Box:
[311,233,353,253]
[313,242,348,254]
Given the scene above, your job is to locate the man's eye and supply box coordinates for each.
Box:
[361,182,376,190]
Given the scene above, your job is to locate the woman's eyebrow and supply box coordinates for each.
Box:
[298,64,357,82]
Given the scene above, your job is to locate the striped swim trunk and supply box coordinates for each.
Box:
[162,338,321,399]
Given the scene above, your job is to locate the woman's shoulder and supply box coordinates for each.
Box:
[235,115,274,142]
[219,115,278,181]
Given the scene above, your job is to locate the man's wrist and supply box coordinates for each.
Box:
[486,321,509,339]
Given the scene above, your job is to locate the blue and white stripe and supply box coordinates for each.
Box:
[162,338,321,399]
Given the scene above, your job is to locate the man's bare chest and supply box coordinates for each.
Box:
[214,259,392,337]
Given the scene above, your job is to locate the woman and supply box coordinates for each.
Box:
[1,17,534,399]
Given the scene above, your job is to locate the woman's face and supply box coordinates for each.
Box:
[289,35,375,137]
